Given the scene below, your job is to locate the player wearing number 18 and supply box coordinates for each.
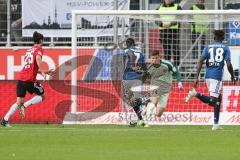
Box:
[1,31,54,127]
[185,30,235,130]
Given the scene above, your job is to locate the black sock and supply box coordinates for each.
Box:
[214,102,220,124]
[196,93,212,104]
[132,98,143,120]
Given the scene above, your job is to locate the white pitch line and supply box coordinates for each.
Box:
[0,127,237,133]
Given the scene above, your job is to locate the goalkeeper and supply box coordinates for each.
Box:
[122,38,149,126]
[143,50,183,120]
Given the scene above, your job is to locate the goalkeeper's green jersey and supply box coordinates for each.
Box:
[148,59,181,94]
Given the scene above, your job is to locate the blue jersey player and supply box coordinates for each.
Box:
[123,38,145,80]
[122,38,148,127]
[185,30,235,130]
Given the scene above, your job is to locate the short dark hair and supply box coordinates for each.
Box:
[151,50,160,56]
[33,31,44,44]
[126,38,135,48]
[213,30,225,42]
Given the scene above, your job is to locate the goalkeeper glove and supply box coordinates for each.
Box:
[178,82,183,89]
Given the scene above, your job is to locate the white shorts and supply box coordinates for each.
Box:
[205,79,222,98]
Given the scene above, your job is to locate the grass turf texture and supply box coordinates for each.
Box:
[0,125,240,160]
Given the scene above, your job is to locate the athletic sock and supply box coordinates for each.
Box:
[196,93,211,104]
[214,101,220,124]
[4,103,19,121]
[24,96,43,108]
[132,98,143,120]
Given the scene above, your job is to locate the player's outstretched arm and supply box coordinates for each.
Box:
[165,61,182,89]
[172,66,183,89]
[226,60,235,83]
[194,56,205,88]
[176,75,183,89]
[36,55,55,79]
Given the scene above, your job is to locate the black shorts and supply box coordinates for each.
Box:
[16,80,44,97]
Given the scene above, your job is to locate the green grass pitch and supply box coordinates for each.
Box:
[1,124,240,160]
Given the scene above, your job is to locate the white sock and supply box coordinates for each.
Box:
[4,103,19,121]
[146,103,156,118]
[24,96,43,108]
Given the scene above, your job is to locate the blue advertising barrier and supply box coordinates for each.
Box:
[227,20,240,45]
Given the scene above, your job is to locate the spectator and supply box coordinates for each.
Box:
[11,0,22,42]
[156,0,182,66]
[130,0,139,10]
[0,0,7,40]
[190,0,209,59]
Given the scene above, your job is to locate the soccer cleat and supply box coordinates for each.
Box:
[144,124,150,128]
[137,120,146,127]
[212,124,223,131]
[128,120,137,127]
[1,118,11,127]
[185,88,197,103]
[20,105,26,118]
